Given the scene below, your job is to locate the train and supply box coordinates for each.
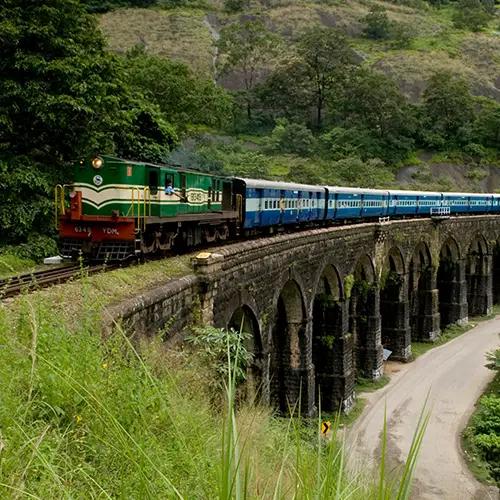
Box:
[56,155,500,261]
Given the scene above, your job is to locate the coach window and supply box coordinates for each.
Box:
[148,169,159,195]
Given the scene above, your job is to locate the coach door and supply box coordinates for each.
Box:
[222,181,232,211]
[146,167,159,216]
[178,173,187,214]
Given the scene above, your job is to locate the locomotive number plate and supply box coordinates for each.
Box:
[74,226,92,236]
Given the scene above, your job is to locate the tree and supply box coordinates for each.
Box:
[0,157,54,245]
[125,47,233,130]
[333,69,415,162]
[265,119,316,156]
[452,0,493,31]
[421,72,475,148]
[0,0,177,246]
[218,19,280,121]
[362,5,392,40]
[471,98,500,149]
[256,60,314,124]
[223,0,249,12]
[296,27,358,128]
[0,0,117,163]
[82,0,157,12]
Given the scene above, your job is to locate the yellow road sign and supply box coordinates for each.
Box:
[321,421,332,435]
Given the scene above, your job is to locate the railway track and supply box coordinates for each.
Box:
[0,263,120,299]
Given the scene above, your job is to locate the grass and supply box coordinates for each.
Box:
[339,397,367,427]
[462,368,500,487]
[355,375,391,394]
[412,305,500,359]
[411,322,474,358]
[0,252,35,279]
[99,7,215,76]
[0,257,430,497]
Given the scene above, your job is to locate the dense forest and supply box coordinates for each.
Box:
[0,0,499,256]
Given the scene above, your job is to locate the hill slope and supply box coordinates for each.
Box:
[99,1,500,102]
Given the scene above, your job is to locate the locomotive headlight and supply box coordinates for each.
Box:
[92,156,103,169]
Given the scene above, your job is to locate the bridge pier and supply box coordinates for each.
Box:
[270,316,315,416]
[312,297,354,412]
[418,284,441,341]
[438,257,468,328]
[380,260,411,361]
[467,253,492,317]
[409,242,440,342]
[493,243,500,305]
[270,280,316,416]
[381,298,411,361]
[350,284,383,379]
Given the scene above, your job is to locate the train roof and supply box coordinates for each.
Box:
[98,155,220,176]
[443,192,493,197]
[387,189,442,196]
[234,178,325,192]
[325,187,389,195]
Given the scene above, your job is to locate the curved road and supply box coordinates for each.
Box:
[347,318,500,500]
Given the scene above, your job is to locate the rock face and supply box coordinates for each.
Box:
[104,216,500,415]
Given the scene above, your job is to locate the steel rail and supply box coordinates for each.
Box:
[0,263,120,299]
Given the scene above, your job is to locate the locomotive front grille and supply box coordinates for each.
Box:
[93,241,135,261]
[59,238,134,262]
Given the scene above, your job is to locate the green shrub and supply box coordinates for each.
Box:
[452,0,493,31]
[471,395,500,481]
[362,5,392,40]
[266,119,316,156]
[5,234,59,262]
[186,326,253,388]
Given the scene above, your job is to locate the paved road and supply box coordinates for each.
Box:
[347,318,500,500]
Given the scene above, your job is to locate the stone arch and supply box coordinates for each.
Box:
[227,304,263,402]
[380,247,411,360]
[437,237,467,329]
[349,255,383,379]
[270,279,310,414]
[466,234,492,316]
[408,241,439,341]
[312,264,352,411]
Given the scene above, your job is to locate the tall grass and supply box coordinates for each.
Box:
[0,280,428,498]
[217,328,430,500]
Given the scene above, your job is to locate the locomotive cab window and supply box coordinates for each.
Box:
[148,169,159,195]
[165,175,174,191]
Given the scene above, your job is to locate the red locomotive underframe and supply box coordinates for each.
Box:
[59,216,136,242]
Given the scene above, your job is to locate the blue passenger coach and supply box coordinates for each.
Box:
[441,192,493,214]
[387,190,441,216]
[468,193,492,213]
[326,187,388,220]
[233,178,326,230]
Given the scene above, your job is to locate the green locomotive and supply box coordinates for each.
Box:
[57,155,239,260]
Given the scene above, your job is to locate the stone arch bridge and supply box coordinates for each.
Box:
[106,216,500,415]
